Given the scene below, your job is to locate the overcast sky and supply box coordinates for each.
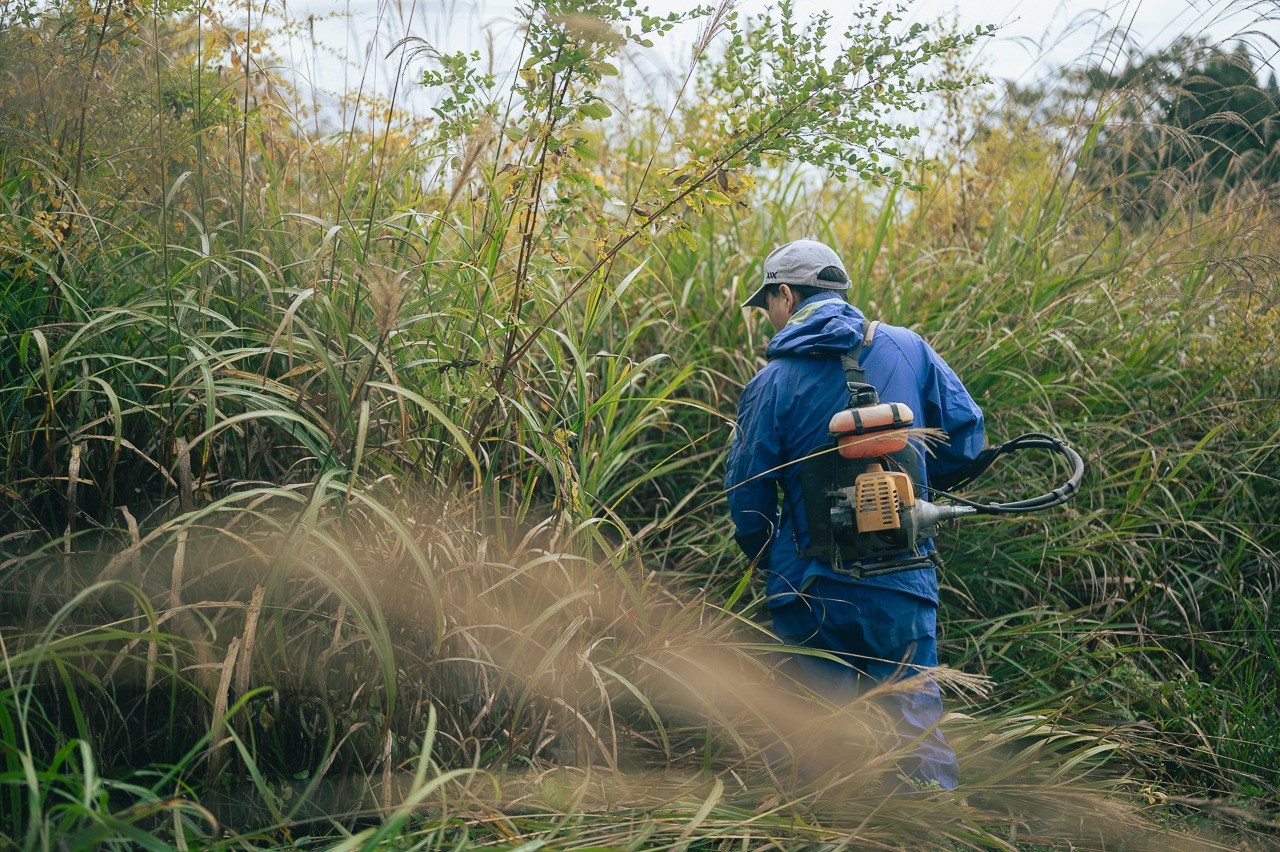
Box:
[267,0,1280,121]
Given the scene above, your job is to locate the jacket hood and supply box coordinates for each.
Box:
[765,295,866,358]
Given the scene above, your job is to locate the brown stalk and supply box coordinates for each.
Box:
[64,442,81,551]
[442,48,572,490]
[49,0,117,320]
[175,435,194,513]
[205,636,242,790]
[235,584,266,698]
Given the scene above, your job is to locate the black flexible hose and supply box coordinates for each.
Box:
[931,432,1085,515]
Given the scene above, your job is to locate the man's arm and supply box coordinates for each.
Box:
[724,373,782,571]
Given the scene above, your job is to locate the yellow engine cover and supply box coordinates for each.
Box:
[854,464,916,532]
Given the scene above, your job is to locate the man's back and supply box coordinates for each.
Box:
[725,293,985,607]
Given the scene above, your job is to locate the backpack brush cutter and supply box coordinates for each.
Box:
[797,334,1085,579]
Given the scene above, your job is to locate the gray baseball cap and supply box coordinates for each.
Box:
[742,239,850,309]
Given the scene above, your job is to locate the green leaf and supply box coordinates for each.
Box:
[579,102,612,120]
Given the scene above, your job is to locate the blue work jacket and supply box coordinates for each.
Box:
[725,294,985,606]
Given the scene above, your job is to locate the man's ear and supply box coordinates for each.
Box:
[778,283,797,312]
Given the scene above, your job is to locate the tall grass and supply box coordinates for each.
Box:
[1,0,1278,847]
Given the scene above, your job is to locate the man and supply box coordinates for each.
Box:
[725,238,985,790]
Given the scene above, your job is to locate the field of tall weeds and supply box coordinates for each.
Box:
[1,0,1278,847]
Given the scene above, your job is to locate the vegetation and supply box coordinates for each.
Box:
[1029,36,1280,214]
[0,0,1277,848]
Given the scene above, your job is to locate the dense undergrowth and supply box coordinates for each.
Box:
[1,0,1278,848]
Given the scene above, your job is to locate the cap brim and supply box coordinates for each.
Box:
[742,282,770,310]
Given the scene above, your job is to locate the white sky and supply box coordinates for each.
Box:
[265,0,1280,122]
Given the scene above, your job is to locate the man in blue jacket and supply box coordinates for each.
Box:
[725,239,985,790]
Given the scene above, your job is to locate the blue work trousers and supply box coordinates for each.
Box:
[769,578,959,789]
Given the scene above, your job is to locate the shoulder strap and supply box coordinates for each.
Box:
[839,320,880,405]
[863,319,880,350]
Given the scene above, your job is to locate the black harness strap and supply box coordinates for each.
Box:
[839,319,879,382]
[840,320,880,406]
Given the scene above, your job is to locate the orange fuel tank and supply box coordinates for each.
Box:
[829,402,915,459]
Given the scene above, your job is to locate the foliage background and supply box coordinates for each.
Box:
[0,0,1277,847]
